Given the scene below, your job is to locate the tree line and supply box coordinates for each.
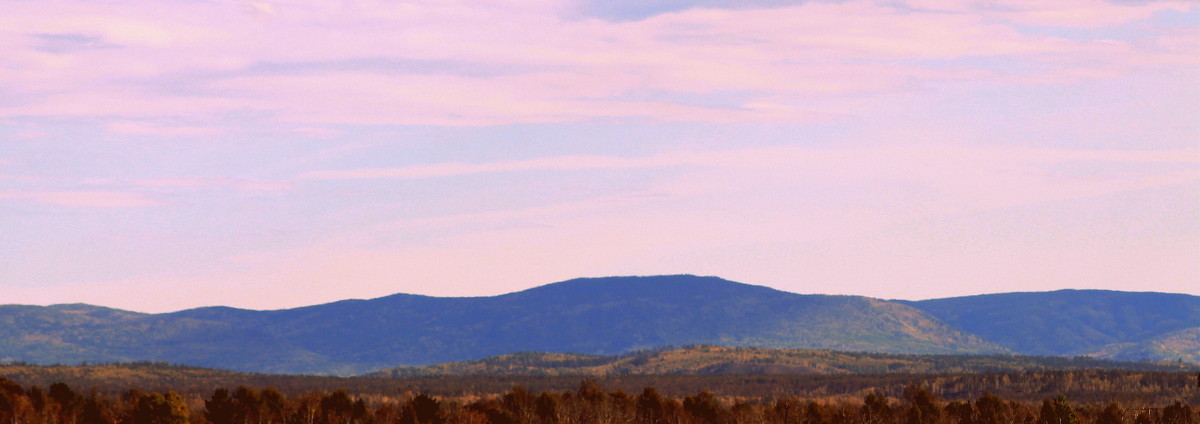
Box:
[3,363,1197,406]
[1,376,1197,424]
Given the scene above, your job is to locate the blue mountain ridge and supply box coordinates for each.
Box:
[2,275,1196,374]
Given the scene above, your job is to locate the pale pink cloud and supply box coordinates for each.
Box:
[131,177,220,188]
[302,144,1198,182]
[1,0,1189,125]
[902,0,1193,28]
[105,121,222,137]
[12,142,1190,309]
[298,153,700,180]
[16,182,1196,311]
[310,195,654,251]
[0,174,54,183]
[235,181,293,191]
[132,177,292,192]
[983,147,1200,164]
[203,157,1199,305]
[211,70,834,125]
[0,190,162,207]
[986,0,1193,29]
[8,129,49,140]
[0,174,291,200]
[292,127,342,138]
[295,145,1199,277]
[10,91,245,117]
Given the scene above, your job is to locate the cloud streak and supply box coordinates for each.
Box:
[299,145,1199,180]
[0,0,1193,127]
[0,0,1195,311]
[0,176,290,209]
[298,154,697,180]
[0,190,162,207]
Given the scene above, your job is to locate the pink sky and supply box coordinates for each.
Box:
[1,0,1197,312]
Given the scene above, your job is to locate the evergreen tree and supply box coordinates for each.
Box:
[862,390,892,424]
[534,392,559,424]
[205,389,235,424]
[975,393,1010,424]
[132,392,188,424]
[80,391,114,424]
[768,397,802,424]
[232,386,262,424]
[1096,402,1123,424]
[945,400,974,424]
[260,388,287,424]
[683,391,729,424]
[0,392,16,424]
[905,386,941,424]
[1037,395,1078,424]
[350,399,370,424]
[319,390,354,424]
[1162,401,1195,424]
[501,387,534,424]
[804,401,827,424]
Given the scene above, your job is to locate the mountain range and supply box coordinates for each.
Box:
[2,275,1197,375]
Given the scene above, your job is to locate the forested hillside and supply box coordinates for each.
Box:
[905,290,1200,361]
[0,368,1196,424]
[0,276,1001,374]
[371,345,1197,377]
[1083,327,1200,364]
[2,276,1197,375]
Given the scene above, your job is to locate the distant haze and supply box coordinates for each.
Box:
[1,0,1196,313]
[3,276,1197,374]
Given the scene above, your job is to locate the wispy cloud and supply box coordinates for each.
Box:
[105,121,222,137]
[300,145,1199,180]
[0,175,291,210]
[298,154,700,180]
[0,0,1192,126]
[202,142,1200,305]
[975,0,1192,28]
[1,0,1195,311]
[8,129,49,140]
[132,177,292,191]
[295,146,1199,261]
[0,190,163,208]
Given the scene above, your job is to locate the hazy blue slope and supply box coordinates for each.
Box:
[1083,327,1200,363]
[0,275,1003,374]
[906,290,1200,356]
[243,275,1004,371]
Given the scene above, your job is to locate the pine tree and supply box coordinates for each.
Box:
[1037,395,1078,424]
[1096,402,1123,424]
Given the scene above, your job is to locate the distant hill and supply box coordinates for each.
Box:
[0,275,999,374]
[1083,327,1200,364]
[2,276,1196,375]
[370,345,1198,377]
[0,362,254,394]
[904,290,1200,359]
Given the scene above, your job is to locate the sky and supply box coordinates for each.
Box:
[1,0,1197,313]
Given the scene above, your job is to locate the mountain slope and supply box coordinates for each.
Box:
[905,290,1200,357]
[0,275,1000,374]
[5,278,1196,375]
[198,275,1004,372]
[1083,327,1200,363]
[0,304,148,363]
[371,345,1199,377]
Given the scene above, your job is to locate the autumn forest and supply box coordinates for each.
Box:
[1,365,1198,424]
